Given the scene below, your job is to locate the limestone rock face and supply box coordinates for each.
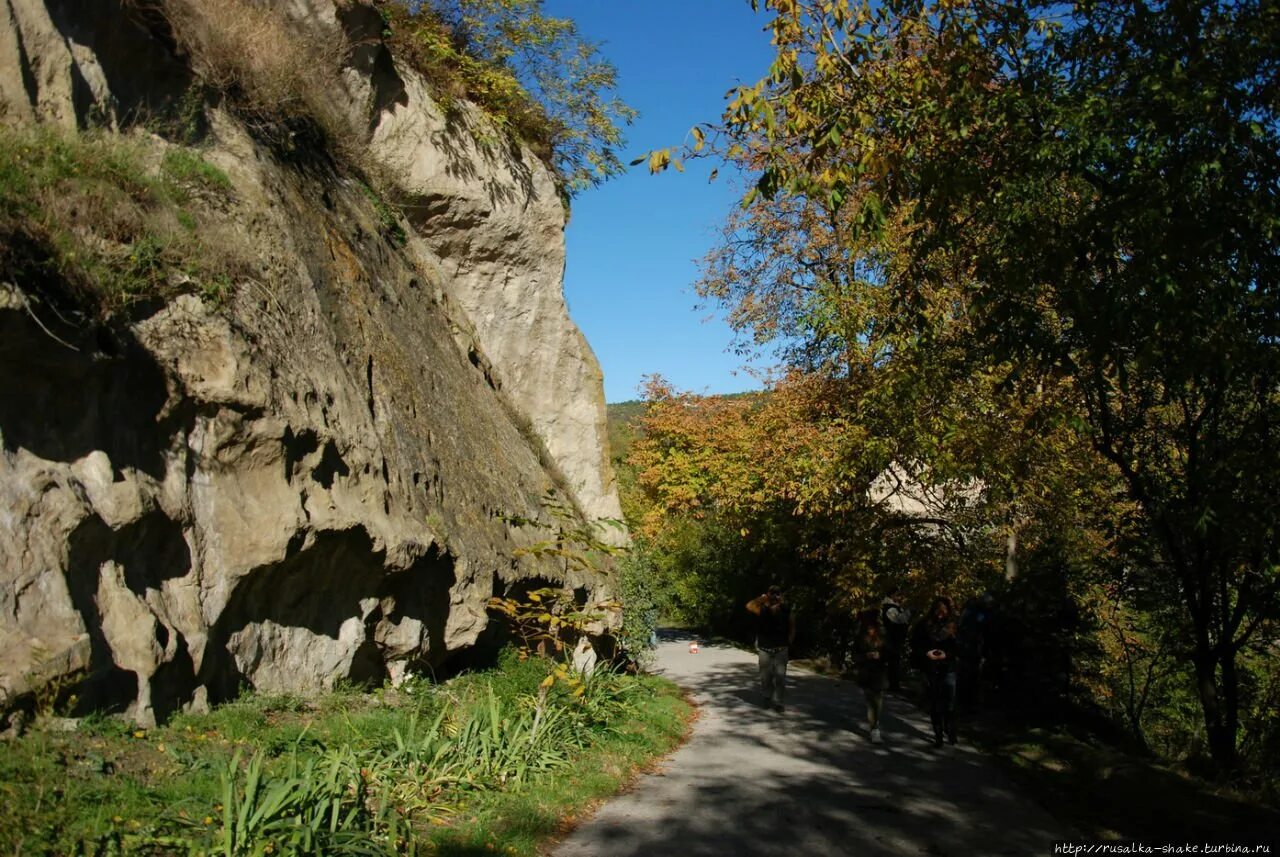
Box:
[0,0,622,725]
[0,0,194,128]
[364,44,624,532]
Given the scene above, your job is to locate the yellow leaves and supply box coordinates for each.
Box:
[489,583,615,664]
[632,373,866,526]
[771,0,799,21]
[726,83,761,114]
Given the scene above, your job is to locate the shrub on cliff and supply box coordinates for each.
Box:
[379,0,636,195]
[152,0,633,197]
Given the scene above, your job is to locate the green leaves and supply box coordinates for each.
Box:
[216,747,392,855]
[673,0,1280,774]
[384,0,636,195]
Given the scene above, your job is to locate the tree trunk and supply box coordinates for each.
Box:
[1005,527,1019,582]
[1218,647,1241,773]
[1180,552,1240,776]
[1191,647,1239,775]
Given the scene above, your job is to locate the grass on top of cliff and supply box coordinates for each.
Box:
[0,124,248,317]
[0,650,692,856]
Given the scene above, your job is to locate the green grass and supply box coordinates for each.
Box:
[359,181,407,247]
[0,652,692,856]
[416,672,689,856]
[0,125,242,314]
[162,148,233,195]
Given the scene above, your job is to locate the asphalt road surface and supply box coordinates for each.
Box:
[555,630,1071,856]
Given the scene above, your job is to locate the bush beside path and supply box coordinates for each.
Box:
[0,652,692,855]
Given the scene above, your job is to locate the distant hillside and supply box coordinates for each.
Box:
[607,391,767,465]
[607,400,646,465]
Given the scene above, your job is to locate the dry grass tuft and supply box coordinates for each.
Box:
[158,0,359,152]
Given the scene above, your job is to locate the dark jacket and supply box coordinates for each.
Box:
[756,602,792,650]
[911,618,958,674]
[854,623,889,690]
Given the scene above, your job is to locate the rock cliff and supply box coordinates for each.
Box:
[0,0,623,726]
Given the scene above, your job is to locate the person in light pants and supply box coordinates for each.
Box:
[855,607,890,742]
[747,586,795,712]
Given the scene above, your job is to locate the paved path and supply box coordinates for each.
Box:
[556,630,1071,857]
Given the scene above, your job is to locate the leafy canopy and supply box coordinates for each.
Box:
[652,0,1280,773]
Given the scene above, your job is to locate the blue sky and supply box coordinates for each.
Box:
[543,1,777,403]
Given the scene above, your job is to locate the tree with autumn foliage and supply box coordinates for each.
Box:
[644,0,1280,775]
[627,345,1118,654]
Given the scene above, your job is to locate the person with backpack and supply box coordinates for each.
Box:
[853,607,890,742]
[747,585,795,713]
[912,595,959,746]
[880,591,911,692]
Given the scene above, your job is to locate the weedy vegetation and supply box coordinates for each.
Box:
[0,508,682,857]
[149,0,633,199]
[156,0,355,157]
[0,648,691,856]
[0,125,247,316]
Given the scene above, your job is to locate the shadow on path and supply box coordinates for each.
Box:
[556,630,1071,857]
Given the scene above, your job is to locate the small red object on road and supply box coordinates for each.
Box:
[689,641,700,654]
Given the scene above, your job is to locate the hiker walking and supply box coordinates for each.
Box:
[957,591,996,711]
[854,607,890,742]
[880,591,911,692]
[912,596,959,746]
[747,585,795,712]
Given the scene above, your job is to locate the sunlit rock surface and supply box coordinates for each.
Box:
[0,0,621,725]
